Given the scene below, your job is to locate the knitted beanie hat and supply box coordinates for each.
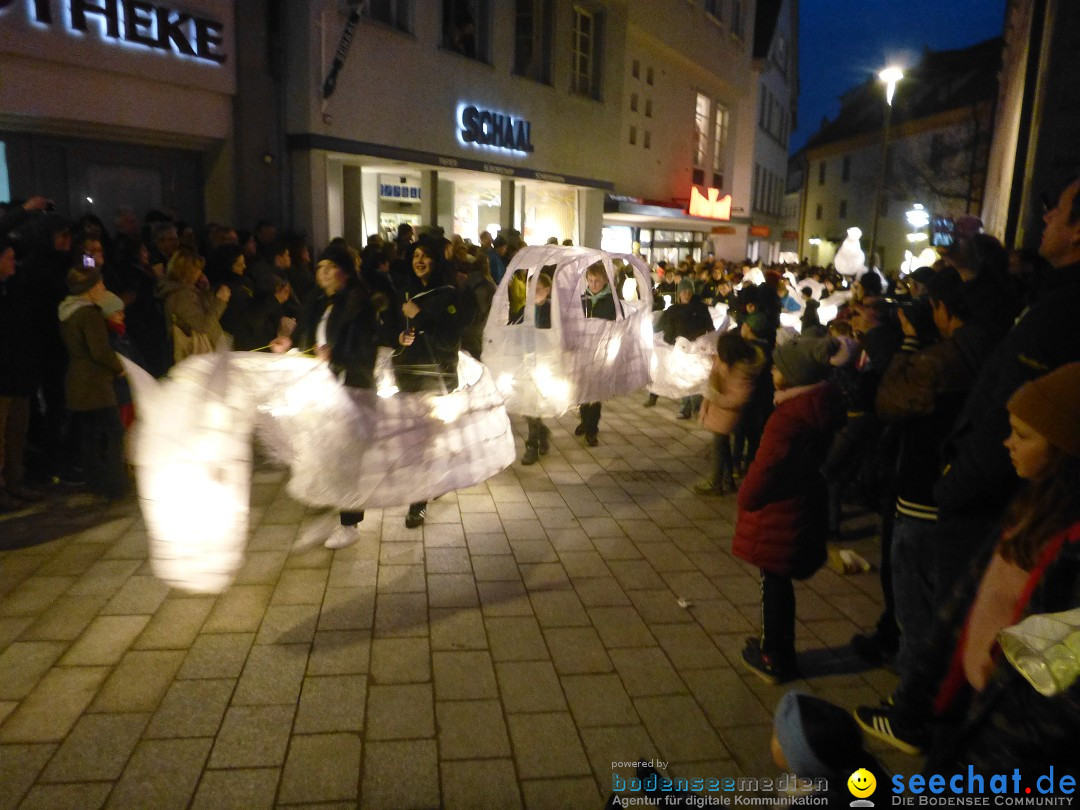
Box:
[1007,362,1080,457]
[773,691,833,777]
[773,336,833,387]
[677,278,695,296]
[743,312,770,339]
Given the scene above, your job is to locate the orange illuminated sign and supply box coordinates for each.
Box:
[688,186,732,220]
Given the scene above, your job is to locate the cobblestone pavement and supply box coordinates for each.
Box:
[0,394,919,809]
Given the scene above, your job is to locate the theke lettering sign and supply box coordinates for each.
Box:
[459,105,534,153]
[1,0,227,64]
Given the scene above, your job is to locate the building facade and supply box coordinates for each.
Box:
[796,38,1000,271]
[0,0,237,225]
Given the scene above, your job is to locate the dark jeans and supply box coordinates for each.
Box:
[891,513,938,685]
[0,395,31,489]
[732,406,766,470]
[822,413,876,535]
[76,407,125,498]
[760,569,796,659]
[579,402,601,435]
[340,511,364,527]
[708,432,733,484]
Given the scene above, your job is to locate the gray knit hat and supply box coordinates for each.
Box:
[773,336,833,387]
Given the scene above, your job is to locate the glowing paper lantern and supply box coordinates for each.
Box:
[484,246,654,417]
[1000,608,1080,697]
[834,227,867,277]
[648,330,719,400]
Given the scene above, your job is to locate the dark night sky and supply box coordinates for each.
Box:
[792,0,1008,154]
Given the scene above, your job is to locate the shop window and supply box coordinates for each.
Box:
[815,203,823,220]
[645,99,652,117]
[842,155,851,182]
[712,101,729,174]
[630,93,638,112]
[443,0,490,62]
[365,0,412,32]
[632,59,640,79]
[705,0,723,22]
[644,130,651,149]
[571,6,604,100]
[646,66,654,85]
[514,0,553,83]
[839,200,848,219]
[692,168,705,185]
[818,160,826,185]
[629,126,637,146]
[712,172,723,189]
[693,92,710,167]
[752,163,761,211]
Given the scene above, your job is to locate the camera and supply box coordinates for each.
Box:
[82,254,96,268]
[930,216,954,248]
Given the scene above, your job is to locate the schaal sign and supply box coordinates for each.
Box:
[1,0,227,64]
[459,105,534,153]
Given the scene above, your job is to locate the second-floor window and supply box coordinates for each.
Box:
[818,161,826,185]
[514,0,554,83]
[571,6,603,99]
[842,155,851,182]
[712,102,729,182]
[839,200,848,219]
[694,92,710,167]
[443,0,489,62]
[365,0,412,32]
[731,0,744,38]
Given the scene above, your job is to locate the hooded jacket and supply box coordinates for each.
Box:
[699,345,765,435]
[733,381,845,578]
[58,296,124,411]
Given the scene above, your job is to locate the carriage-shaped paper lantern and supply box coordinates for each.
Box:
[483,245,654,417]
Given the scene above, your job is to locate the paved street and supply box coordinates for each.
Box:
[0,394,918,809]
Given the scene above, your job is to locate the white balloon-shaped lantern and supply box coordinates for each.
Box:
[834,227,867,277]
[483,246,654,417]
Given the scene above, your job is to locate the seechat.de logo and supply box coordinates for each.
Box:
[849,768,878,807]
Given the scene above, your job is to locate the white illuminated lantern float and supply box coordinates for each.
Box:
[123,347,516,594]
[483,246,654,417]
[834,227,867,278]
[648,306,735,401]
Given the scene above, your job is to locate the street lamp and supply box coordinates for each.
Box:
[868,65,903,272]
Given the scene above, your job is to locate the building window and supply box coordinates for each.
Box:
[645,99,653,117]
[692,168,705,185]
[841,155,851,182]
[443,0,489,61]
[630,92,638,112]
[712,102,729,174]
[818,161,826,185]
[646,66,654,85]
[571,6,603,99]
[632,59,640,79]
[629,126,637,145]
[815,203,823,220]
[704,0,723,21]
[694,92,710,167]
[644,130,651,149]
[839,200,848,219]
[365,0,412,32]
[753,163,761,211]
[514,0,553,83]
[731,0,743,37]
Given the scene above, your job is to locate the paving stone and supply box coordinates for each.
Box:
[651,623,728,669]
[573,576,633,607]
[477,580,533,616]
[327,556,378,589]
[458,493,497,512]
[0,576,74,617]
[521,776,604,810]
[36,543,107,577]
[633,694,730,763]
[545,527,593,551]
[436,699,510,759]
[146,678,235,738]
[485,616,548,661]
[462,513,504,534]
[509,539,559,564]
[132,597,215,649]
[431,650,497,701]
[89,649,186,712]
[278,732,361,803]
[428,573,479,607]
[373,591,428,637]
[200,585,272,633]
[41,711,150,781]
[627,589,696,624]
[18,594,109,642]
[429,606,487,651]
[319,586,376,631]
[441,759,521,810]
[423,522,467,547]
[366,683,434,740]
[16,782,113,810]
[661,570,724,601]
[208,704,295,768]
[255,603,319,644]
[294,674,366,732]
[307,629,371,675]
[588,606,656,649]
[0,616,33,649]
[106,737,212,810]
[469,556,520,583]
[530,590,590,627]
[61,614,150,665]
[425,547,472,573]
[543,627,612,675]
[100,575,170,615]
[508,712,591,778]
[233,550,289,585]
[379,540,423,566]
[0,641,67,700]
[608,560,667,590]
[190,767,280,810]
[557,551,609,578]
[496,660,566,712]
[561,673,639,728]
[370,636,430,683]
[361,739,440,810]
[270,567,328,605]
[0,743,56,810]
[177,633,254,680]
[232,643,308,704]
[0,666,109,742]
[608,647,686,697]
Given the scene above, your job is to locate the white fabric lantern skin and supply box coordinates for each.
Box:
[834,227,867,277]
[483,246,655,417]
[999,607,1080,697]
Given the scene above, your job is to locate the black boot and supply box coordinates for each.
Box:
[405,501,427,528]
[537,422,551,455]
[522,420,540,466]
[644,393,658,407]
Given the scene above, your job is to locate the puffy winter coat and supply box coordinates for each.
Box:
[733,381,845,579]
[699,346,764,435]
[58,297,124,411]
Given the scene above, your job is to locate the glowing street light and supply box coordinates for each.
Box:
[879,66,904,106]
[869,65,905,271]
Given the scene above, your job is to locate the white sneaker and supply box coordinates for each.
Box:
[324,524,362,550]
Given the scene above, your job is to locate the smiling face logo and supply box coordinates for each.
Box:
[848,768,877,801]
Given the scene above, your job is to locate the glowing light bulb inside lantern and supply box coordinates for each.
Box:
[605,334,623,364]
[431,394,465,424]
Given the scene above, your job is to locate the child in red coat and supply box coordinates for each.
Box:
[733,336,845,682]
